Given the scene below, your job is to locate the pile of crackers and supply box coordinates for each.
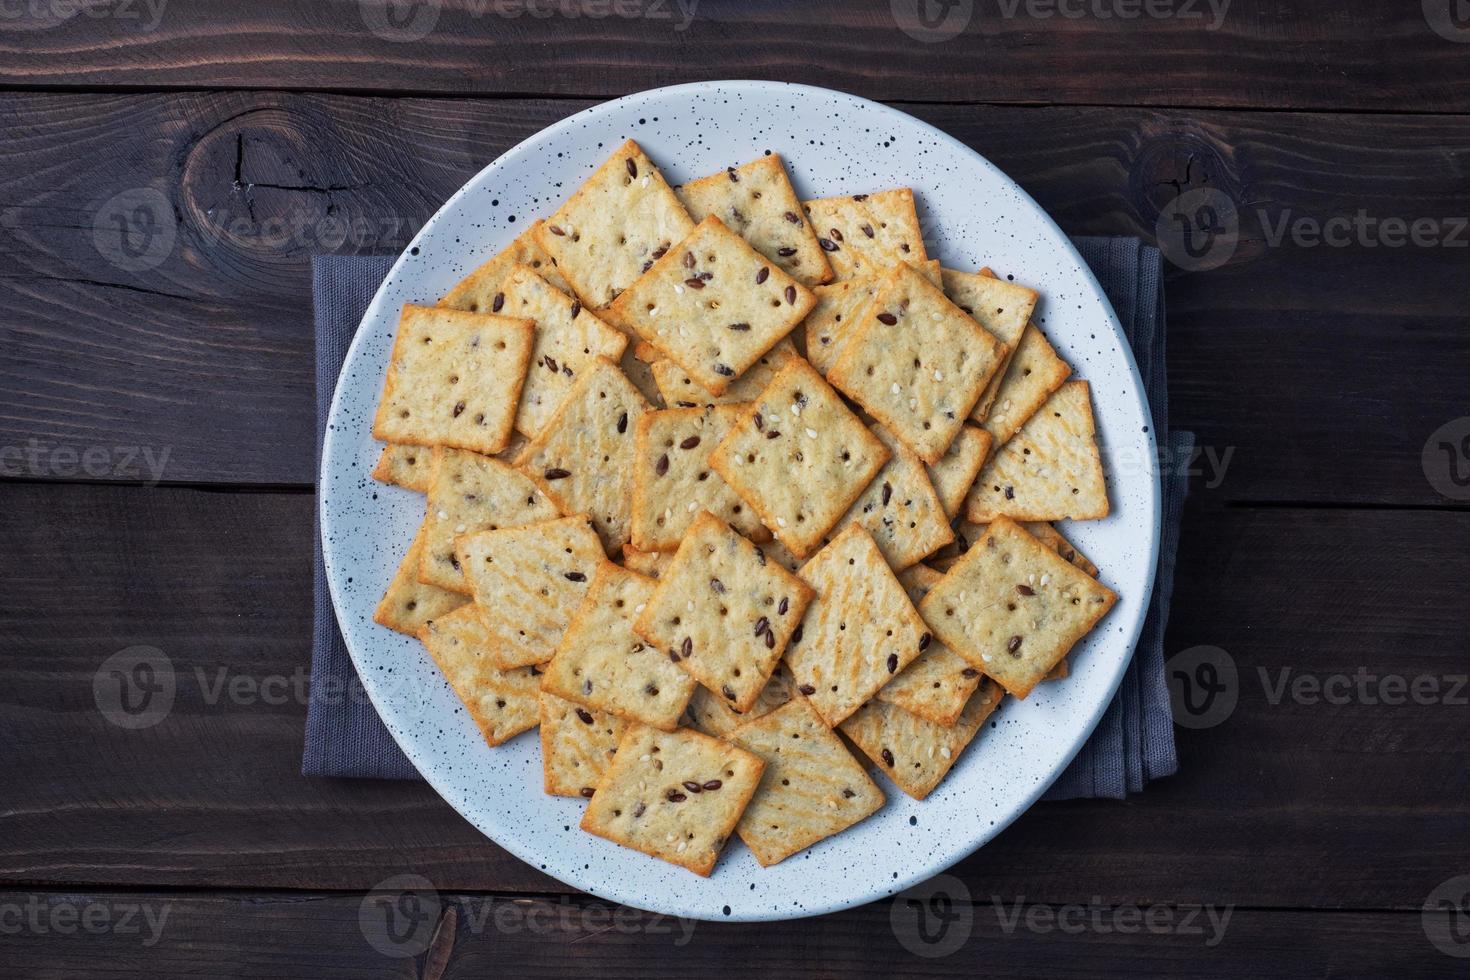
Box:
[368,140,1117,876]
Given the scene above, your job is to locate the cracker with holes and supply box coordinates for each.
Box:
[981,323,1072,446]
[579,723,765,876]
[630,406,769,552]
[651,338,796,409]
[876,564,984,726]
[676,154,833,288]
[783,525,930,726]
[919,517,1116,699]
[534,140,695,309]
[372,443,433,492]
[496,264,630,438]
[418,605,540,747]
[539,562,696,730]
[682,665,795,738]
[829,263,1007,464]
[708,355,889,560]
[926,425,992,520]
[455,515,606,669]
[801,189,928,280]
[634,511,814,711]
[606,216,815,396]
[841,679,1002,800]
[374,525,470,636]
[826,426,953,571]
[803,260,941,375]
[419,448,560,593]
[965,381,1108,523]
[727,696,884,866]
[539,691,628,798]
[514,357,649,551]
[439,220,571,310]
[373,304,535,455]
[941,267,1040,421]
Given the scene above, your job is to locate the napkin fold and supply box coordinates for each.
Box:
[304,239,1188,799]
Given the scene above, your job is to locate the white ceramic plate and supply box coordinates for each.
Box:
[322,80,1160,922]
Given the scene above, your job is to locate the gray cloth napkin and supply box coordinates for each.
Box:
[304,240,1188,798]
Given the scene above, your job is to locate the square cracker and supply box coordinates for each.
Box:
[497,264,630,438]
[676,154,833,288]
[634,511,814,711]
[419,447,560,593]
[980,322,1072,446]
[825,425,953,572]
[926,425,992,520]
[417,605,540,747]
[803,261,941,376]
[965,381,1109,523]
[455,515,606,669]
[539,562,696,730]
[727,696,884,866]
[682,664,795,737]
[841,679,1003,800]
[941,267,1040,421]
[580,723,765,876]
[372,303,535,456]
[534,139,695,310]
[620,544,675,579]
[828,263,1007,464]
[513,357,650,552]
[372,443,433,493]
[707,355,889,560]
[373,525,469,636]
[783,525,930,726]
[438,219,571,310]
[651,338,796,409]
[876,564,984,726]
[539,691,627,798]
[801,189,929,281]
[937,520,1099,579]
[630,405,769,552]
[919,517,1116,699]
[606,215,815,396]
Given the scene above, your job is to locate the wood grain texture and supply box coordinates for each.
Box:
[0,889,1455,979]
[1,0,1468,112]
[2,482,1465,907]
[2,92,1467,501]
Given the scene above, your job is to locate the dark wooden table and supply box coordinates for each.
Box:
[3,3,1468,976]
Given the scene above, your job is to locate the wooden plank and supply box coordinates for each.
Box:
[0,889,1453,978]
[1,1,1468,112]
[3,92,1467,501]
[1,482,1466,906]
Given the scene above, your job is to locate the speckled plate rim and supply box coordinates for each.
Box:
[322,80,1161,922]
